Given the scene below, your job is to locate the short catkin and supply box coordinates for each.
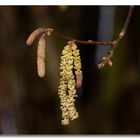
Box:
[37,34,46,77]
[26,28,45,46]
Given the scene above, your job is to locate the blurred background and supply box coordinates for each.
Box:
[0,6,139,134]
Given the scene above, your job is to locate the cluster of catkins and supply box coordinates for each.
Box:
[26,28,53,77]
[58,41,82,125]
[26,28,83,125]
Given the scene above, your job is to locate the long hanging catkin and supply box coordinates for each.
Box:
[37,33,46,77]
[58,42,82,125]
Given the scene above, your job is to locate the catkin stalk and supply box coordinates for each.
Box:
[37,34,46,77]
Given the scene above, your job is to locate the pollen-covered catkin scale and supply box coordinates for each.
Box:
[37,34,46,77]
[26,28,45,46]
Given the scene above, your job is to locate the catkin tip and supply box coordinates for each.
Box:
[26,28,45,46]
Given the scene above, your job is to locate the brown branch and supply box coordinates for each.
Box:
[27,7,134,48]
[54,30,112,45]
[113,6,134,49]
[26,6,134,69]
[26,28,113,46]
[119,6,134,40]
[98,6,134,69]
[46,7,134,47]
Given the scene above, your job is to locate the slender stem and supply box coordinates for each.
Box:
[51,6,133,46]
[98,6,134,68]
[54,30,112,45]
[43,6,134,47]
[113,6,134,49]
[27,6,134,48]
[119,6,134,39]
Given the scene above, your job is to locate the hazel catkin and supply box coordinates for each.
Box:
[37,34,46,77]
[26,28,45,46]
[58,43,80,125]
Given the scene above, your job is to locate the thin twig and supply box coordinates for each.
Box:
[98,6,134,69]
[26,6,134,69]
[54,30,112,45]
[119,6,134,40]
[113,6,134,49]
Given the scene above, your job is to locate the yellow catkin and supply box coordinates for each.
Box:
[70,41,83,88]
[58,45,71,125]
[58,44,80,125]
[67,75,79,120]
[26,28,45,46]
[37,34,46,77]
